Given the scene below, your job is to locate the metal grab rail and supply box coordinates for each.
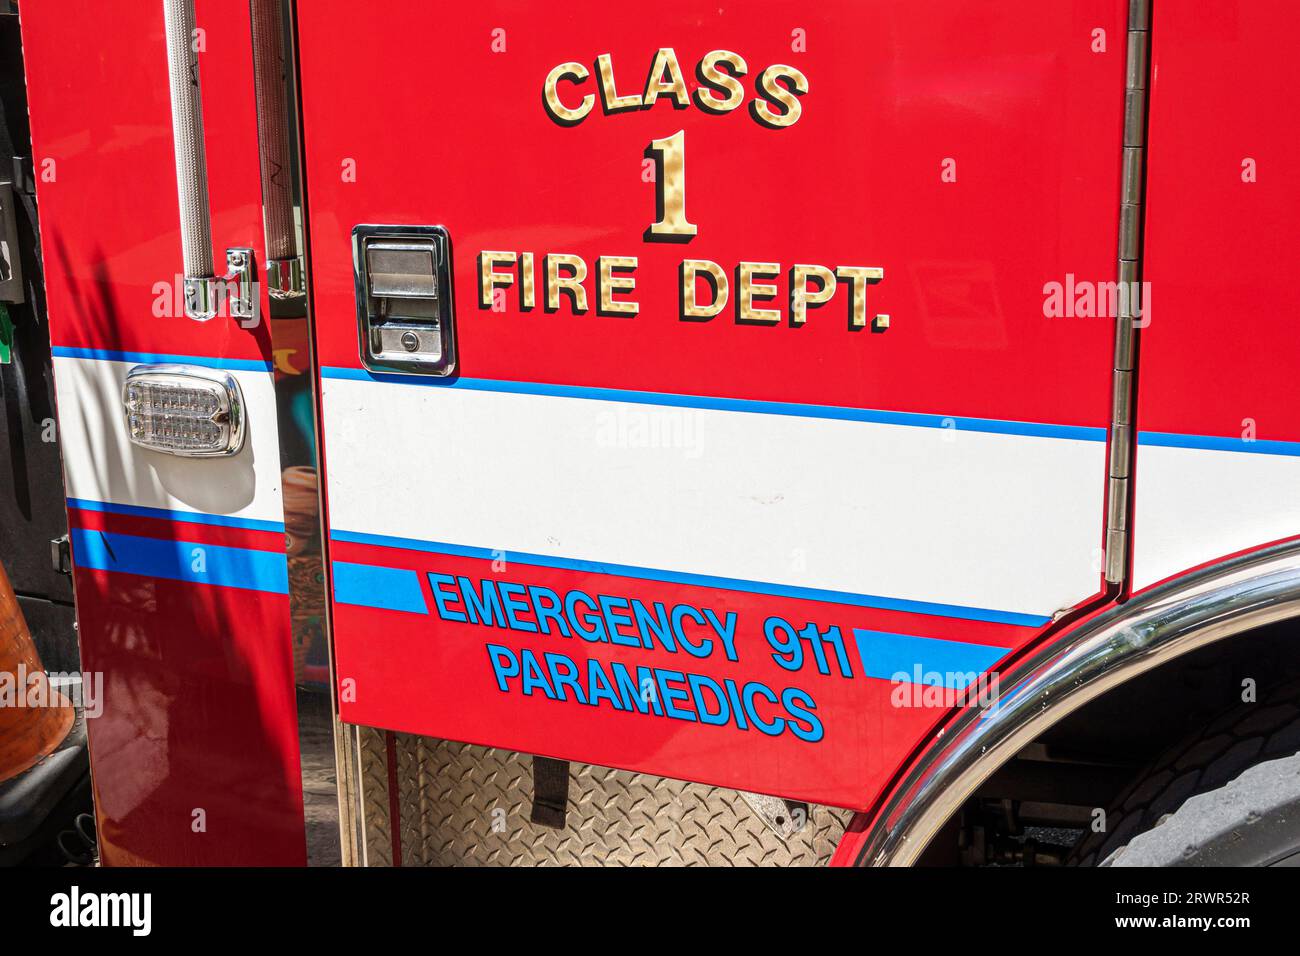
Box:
[161,0,255,322]
[250,0,304,300]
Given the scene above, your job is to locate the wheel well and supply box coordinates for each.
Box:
[916,615,1300,865]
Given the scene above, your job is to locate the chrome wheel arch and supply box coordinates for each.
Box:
[852,539,1300,866]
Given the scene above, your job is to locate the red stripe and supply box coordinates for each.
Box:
[68,506,287,552]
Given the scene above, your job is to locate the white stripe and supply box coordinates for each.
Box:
[1133,444,1300,590]
[52,356,284,525]
[322,378,1106,618]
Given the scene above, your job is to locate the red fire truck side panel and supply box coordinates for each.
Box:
[1132,0,1300,592]
[20,1,306,865]
[298,1,1125,811]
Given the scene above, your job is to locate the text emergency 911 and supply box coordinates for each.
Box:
[427,571,835,741]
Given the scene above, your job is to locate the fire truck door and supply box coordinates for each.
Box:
[295,1,1126,811]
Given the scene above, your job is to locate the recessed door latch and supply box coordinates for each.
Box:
[352,225,456,375]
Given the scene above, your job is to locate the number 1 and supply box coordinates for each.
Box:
[645,130,697,242]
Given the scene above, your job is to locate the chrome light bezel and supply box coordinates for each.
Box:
[121,363,246,458]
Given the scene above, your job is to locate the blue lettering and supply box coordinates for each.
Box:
[634,600,676,653]
[724,678,749,730]
[520,650,556,699]
[486,644,519,691]
[499,582,538,633]
[743,681,785,736]
[671,604,712,658]
[459,576,504,628]
[703,608,739,662]
[566,590,608,643]
[656,669,696,721]
[689,674,730,726]
[611,662,662,716]
[586,658,620,709]
[782,688,823,742]
[529,585,571,637]
[598,594,640,648]
[545,652,586,704]
[428,572,467,622]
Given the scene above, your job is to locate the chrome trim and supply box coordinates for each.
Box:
[266,256,306,300]
[343,723,375,866]
[253,0,347,866]
[351,223,457,376]
[121,363,246,457]
[183,275,221,322]
[1129,0,1150,31]
[1104,3,1152,585]
[224,247,257,323]
[181,248,257,323]
[860,539,1300,866]
[1108,423,1132,476]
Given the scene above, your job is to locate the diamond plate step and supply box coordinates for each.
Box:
[360,733,850,866]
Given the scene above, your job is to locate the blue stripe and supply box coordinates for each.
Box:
[67,498,285,534]
[53,346,272,373]
[1138,431,1300,458]
[854,629,1009,687]
[330,529,1048,628]
[321,367,1104,443]
[333,562,428,614]
[70,528,288,593]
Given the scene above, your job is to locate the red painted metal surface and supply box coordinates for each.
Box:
[829,0,1300,859]
[1128,0,1300,593]
[298,0,1126,812]
[331,540,1018,811]
[1139,0,1300,444]
[301,0,1124,425]
[68,510,301,865]
[20,1,305,865]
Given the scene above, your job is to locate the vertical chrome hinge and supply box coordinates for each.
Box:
[1105,1,1152,585]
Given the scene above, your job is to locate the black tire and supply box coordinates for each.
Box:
[1070,676,1300,866]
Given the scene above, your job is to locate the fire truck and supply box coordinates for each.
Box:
[0,0,1298,868]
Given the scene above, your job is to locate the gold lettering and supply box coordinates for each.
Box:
[694,50,748,114]
[835,266,884,329]
[479,251,517,308]
[520,252,536,310]
[643,48,690,109]
[646,130,697,241]
[597,255,639,316]
[789,264,837,325]
[680,260,729,320]
[751,64,807,129]
[545,253,588,313]
[543,62,594,126]
[736,262,781,324]
[596,53,642,112]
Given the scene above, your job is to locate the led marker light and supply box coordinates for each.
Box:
[121,364,246,457]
